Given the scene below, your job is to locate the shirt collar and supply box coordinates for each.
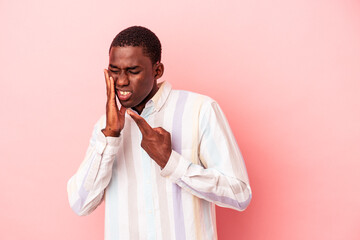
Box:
[143,81,172,113]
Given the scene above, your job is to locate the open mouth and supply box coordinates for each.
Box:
[117,90,132,101]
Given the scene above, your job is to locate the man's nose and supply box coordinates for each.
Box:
[115,72,130,86]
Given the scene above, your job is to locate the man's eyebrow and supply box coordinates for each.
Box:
[109,64,119,69]
[108,64,140,70]
[126,66,140,70]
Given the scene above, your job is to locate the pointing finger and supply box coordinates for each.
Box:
[127,109,153,135]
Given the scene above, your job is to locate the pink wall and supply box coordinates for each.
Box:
[1,0,359,239]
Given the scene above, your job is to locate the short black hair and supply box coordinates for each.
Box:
[109,26,162,64]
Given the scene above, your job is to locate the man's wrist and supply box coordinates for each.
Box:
[101,128,120,137]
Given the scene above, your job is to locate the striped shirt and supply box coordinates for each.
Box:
[67,81,252,240]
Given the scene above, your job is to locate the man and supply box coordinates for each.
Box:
[67,26,252,240]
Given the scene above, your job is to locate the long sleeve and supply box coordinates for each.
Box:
[67,115,121,216]
[160,101,252,211]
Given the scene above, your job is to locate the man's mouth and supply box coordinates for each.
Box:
[117,90,132,101]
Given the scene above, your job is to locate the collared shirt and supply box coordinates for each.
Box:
[67,81,252,240]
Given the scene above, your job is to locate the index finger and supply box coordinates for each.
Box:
[104,69,110,91]
[127,109,153,135]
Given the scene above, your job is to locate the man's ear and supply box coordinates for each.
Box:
[154,62,164,80]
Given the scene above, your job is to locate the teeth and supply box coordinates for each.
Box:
[119,91,130,96]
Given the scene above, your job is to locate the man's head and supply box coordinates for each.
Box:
[108,26,164,114]
[109,26,162,65]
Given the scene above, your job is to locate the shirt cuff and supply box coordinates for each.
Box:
[160,150,191,182]
[95,131,121,155]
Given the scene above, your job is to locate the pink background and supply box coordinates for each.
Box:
[1,0,359,239]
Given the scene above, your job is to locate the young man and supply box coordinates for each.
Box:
[67,26,252,240]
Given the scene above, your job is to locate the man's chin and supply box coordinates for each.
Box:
[119,100,137,110]
[119,102,132,109]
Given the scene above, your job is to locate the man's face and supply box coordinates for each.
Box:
[108,46,159,114]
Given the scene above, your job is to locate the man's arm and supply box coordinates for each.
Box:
[67,116,121,215]
[67,70,124,215]
[161,101,251,211]
[128,100,251,211]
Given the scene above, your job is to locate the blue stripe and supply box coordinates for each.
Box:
[171,91,188,240]
[141,115,156,240]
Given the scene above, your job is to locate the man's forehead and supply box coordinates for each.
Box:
[109,46,150,65]
[110,46,145,57]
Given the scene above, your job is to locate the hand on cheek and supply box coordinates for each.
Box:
[102,69,126,137]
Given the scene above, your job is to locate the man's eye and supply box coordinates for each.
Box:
[129,71,140,74]
[110,69,119,73]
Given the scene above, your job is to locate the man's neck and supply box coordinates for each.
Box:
[132,83,159,115]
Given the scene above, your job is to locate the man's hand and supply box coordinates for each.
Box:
[127,109,171,168]
[101,69,126,137]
